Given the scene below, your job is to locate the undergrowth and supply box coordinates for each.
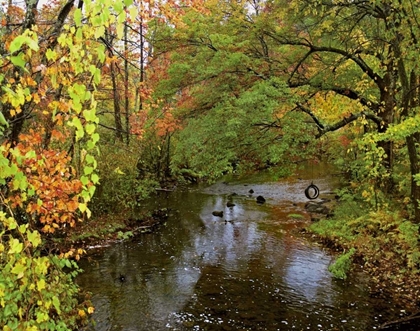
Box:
[328,248,356,280]
[308,189,420,306]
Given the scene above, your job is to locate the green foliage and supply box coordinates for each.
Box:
[91,142,158,215]
[328,248,356,280]
[0,215,91,330]
[310,196,420,289]
[287,214,305,219]
[117,230,134,240]
[397,221,420,270]
[310,189,365,243]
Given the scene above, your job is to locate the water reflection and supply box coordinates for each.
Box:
[77,167,398,330]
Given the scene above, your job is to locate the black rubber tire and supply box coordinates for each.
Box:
[305,184,319,200]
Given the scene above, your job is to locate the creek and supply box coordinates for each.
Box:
[77,164,404,331]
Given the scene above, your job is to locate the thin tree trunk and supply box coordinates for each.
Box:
[139,15,145,112]
[407,72,420,224]
[124,21,130,145]
[110,61,124,142]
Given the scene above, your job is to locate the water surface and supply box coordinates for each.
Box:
[77,165,401,330]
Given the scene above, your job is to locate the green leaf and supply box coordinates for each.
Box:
[37,279,46,291]
[89,184,96,196]
[74,8,83,26]
[34,257,50,275]
[26,37,39,51]
[85,154,95,164]
[114,1,123,13]
[11,261,26,279]
[0,111,9,127]
[91,173,99,184]
[85,123,96,135]
[36,311,48,323]
[97,44,106,63]
[9,238,23,254]
[9,36,25,53]
[24,150,36,158]
[69,117,84,140]
[10,53,26,69]
[18,224,27,234]
[94,25,105,39]
[46,48,57,61]
[80,175,89,186]
[92,133,99,143]
[83,108,97,122]
[79,203,87,213]
[76,27,83,40]
[52,296,61,314]
[27,230,42,248]
[83,166,94,175]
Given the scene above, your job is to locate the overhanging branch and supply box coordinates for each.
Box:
[296,102,383,138]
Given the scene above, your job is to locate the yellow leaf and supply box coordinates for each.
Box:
[114,167,125,175]
[79,203,87,213]
[37,279,46,291]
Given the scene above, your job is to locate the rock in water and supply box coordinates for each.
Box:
[256,196,266,204]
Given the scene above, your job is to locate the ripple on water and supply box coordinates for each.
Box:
[77,165,403,331]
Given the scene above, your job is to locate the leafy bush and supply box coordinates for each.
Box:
[0,215,92,330]
[328,248,356,280]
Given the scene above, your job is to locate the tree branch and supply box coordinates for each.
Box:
[265,32,385,90]
[296,102,382,137]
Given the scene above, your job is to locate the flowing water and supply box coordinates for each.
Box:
[77,164,404,331]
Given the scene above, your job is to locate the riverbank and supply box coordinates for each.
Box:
[53,208,169,255]
[302,197,420,329]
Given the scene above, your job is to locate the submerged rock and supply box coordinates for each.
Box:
[212,211,224,217]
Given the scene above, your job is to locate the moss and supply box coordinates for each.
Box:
[287,213,305,219]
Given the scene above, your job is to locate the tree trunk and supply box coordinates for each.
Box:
[124,21,130,145]
[407,73,420,224]
[406,135,420,224]
[139,15,145,112]
[110,61,124,142]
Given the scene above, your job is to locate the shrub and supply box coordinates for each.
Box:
[0,215,92,330]
[328,248,356,280]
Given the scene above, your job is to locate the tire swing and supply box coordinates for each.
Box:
[305,182,319,200]
[304,160,320,199]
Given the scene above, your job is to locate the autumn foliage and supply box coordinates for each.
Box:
[4,129,83,233]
